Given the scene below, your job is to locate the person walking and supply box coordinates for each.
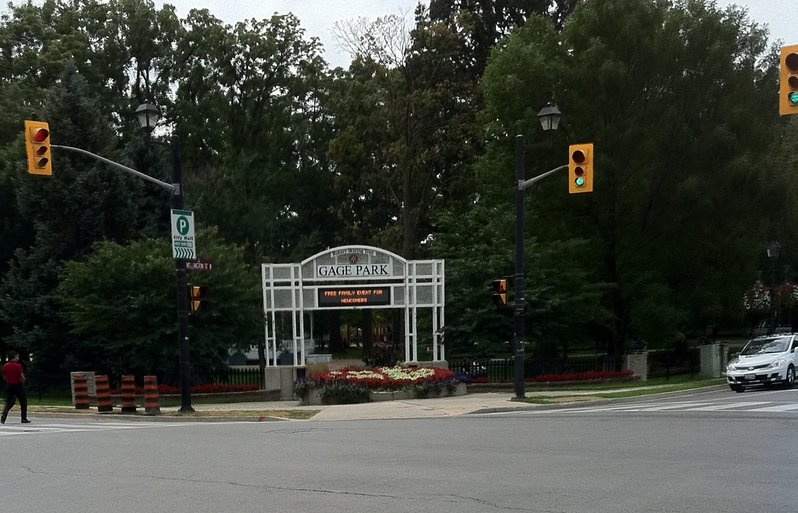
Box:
[2,351,30,424]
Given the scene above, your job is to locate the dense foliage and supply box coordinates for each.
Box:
[0,0,794,384]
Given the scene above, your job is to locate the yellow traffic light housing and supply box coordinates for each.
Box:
[568,143,594,194]
[189,285,204,313]
[491,279,509,307]
[780,44,798,116]
[24,120,52,176]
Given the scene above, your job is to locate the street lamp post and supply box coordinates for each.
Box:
[766,241,781,331]
[137,103,194,413]
[513,104,562,399]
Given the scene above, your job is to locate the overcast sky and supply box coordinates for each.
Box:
[152,0,796,68]
[1,1,793,67]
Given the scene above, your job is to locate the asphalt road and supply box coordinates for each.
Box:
[1,387,795,513]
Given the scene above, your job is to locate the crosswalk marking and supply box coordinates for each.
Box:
[683,401,771,411]
[492,399,798,416]
[0,423,156,436]
[746,403,798,412]
[635,401,712,411]
[0,421,187,436]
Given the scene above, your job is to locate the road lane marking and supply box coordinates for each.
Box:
[683,401,771,411]
[744,403,798,412]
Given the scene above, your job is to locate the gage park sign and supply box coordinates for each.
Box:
[316,263,391,277]
[262,245,445,367]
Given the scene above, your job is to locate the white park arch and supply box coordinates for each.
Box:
[261,245,445,366]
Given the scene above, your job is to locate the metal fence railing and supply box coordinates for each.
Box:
[4,366,266,400]
[450,348,700,383]
[647,347,699,379]
[449,354,611,383]
[213,366,263,387]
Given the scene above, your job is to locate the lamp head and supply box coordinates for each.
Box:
[136,103,160,132]
[537,103,562,132]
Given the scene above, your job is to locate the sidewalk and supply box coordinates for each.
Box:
[174,392,545,421]
[154,388,627,421]
[28,385,710,422]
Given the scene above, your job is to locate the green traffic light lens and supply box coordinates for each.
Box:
[789,91,798,105]
[575,177,585,187]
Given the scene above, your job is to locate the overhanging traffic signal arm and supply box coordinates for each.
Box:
[780,44,798,116]
[24,120,52,176]
[568,143,594,194]
[491,279,510,307]
[189,285,204,313]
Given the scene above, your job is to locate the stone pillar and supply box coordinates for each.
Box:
[699,343,721,378]
[622,352,648,382]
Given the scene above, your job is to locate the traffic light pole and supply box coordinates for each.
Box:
[514,135,569,398]
[51,145,176,193]
[50,140,193,412]
[513,136,526,399]
[170,135,194,414]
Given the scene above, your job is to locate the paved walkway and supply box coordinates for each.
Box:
[161,387,645,421]
[28,385,714,422]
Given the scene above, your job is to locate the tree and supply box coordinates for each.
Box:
[0,65,160,375]
[477,0,780,361]
[329,12,483,259]
[171,11,339,263]
[427,0,577,76]
[56,228,261,384]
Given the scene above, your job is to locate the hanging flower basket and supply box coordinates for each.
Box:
[743,281,770,312]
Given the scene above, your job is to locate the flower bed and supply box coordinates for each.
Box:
[533,370,634,382]
[467,370,635,385]
[295,366,466,405]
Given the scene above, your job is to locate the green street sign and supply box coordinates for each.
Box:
[170,209,196,259]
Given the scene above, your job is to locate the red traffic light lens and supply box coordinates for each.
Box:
[572,150,586,164]
[787,52,798,73]
[33,128,49,143]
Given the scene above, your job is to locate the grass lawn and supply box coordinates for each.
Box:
[517,375,726,404]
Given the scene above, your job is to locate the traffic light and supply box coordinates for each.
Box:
[568,143,594,194]
[780,44,798,116]
[491,279,509,307]
[24,120,52,176]
[189,285,204,313]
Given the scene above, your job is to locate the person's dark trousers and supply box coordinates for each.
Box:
[1,383,28,423]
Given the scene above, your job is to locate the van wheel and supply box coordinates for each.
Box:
[729,385,744,393]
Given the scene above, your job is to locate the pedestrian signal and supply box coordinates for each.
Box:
[491,279,510,307]
[189,285,204,313]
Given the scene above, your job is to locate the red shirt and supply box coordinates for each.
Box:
[2,361,24,385]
